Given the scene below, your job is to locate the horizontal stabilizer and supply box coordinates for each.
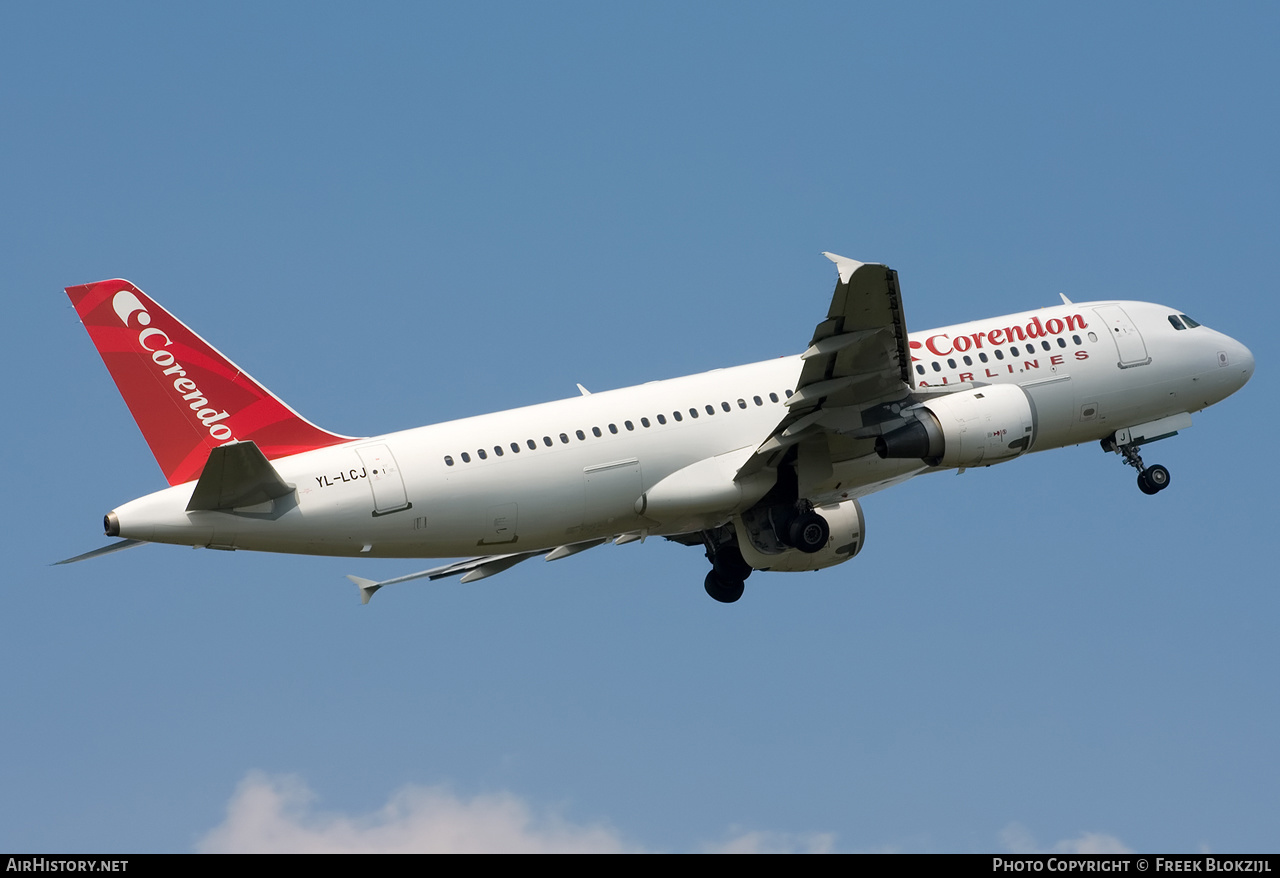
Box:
[347,575,382,605]
[187,441,295,511]
[54,538,148,565]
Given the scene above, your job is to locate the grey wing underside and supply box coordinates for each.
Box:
[346,533,663,604]
[737,253,915,482]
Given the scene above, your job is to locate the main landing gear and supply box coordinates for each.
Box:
[1103,437,1170,495]
[703,542,751,603]
[700,504,833,603]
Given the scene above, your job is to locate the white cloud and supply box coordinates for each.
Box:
[700,829,839,854]
[198,772,848,854]
[197,772,642,853]
[1000,822,1134,855]
[197,773,1134,855]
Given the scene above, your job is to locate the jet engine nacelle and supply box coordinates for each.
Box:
[734,499,865,573]
[875,384,1037,468]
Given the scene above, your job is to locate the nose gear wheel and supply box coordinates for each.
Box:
[1104,437,1170,495]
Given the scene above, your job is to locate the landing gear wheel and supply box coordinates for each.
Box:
[1140,464,1170,494]
[704,569,745,603]
[1137,470,1158,495]
[788,511,830,554]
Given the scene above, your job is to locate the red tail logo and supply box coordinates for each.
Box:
[67,280,353,486]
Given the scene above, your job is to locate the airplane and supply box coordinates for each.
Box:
[58,253,1255,603]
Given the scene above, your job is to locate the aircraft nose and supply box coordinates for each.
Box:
[1231,338,1255,384]
[1221,336,1254,392]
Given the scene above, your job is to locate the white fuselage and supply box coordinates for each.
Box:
[109,300,1253,558]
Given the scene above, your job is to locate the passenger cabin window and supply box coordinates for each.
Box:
[559,433,569,444]
[444,455,454,466]
[477,449,487,460]
[592,427,602,437]
[657,414,667,424]
[493,446,503,456]
[641,417,651,427]
[543,436,553,446]
[737,399,746,409]
[916,364,925,375]
[932,362,941,372]
[624,421,633,431]
[461,452,471,463]
[510,442,520,453]
[576,430,586,440]
[769,393,779,403]
[528,439,537,449]
[689,408,699,419]
[753,396,762,406]
[673,411,683,422]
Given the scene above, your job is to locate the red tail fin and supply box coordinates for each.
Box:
[66,279,353,486]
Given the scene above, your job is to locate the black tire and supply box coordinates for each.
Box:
[704,570,744,603]
[1145,464,1170,492]
[1137,470,1158,495]
[713,545,753,581]
[788,511,830,554]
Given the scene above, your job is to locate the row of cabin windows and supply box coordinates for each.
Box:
[915,334,1085,375]
[443,389,794,466]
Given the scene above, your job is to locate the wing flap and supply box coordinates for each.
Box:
[349,538,610,602]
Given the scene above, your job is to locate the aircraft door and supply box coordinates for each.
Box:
[357,443,412,516]
[1094,305,1151,368]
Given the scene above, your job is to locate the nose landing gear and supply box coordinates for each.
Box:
[1103,437,1170,495]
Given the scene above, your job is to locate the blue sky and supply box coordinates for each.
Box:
[2,2,1276,852]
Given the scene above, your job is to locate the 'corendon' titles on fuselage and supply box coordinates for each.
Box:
[907,307,1095,387]
[915,312,1090,356]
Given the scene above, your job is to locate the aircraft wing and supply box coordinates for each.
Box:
[738,253,914,480]
[346,537,613,604]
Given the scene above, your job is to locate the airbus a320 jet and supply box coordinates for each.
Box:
[59,254,1254,603]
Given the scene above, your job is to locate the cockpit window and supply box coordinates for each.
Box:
[1181,314,1201,328]
[1168,315,1186,330]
